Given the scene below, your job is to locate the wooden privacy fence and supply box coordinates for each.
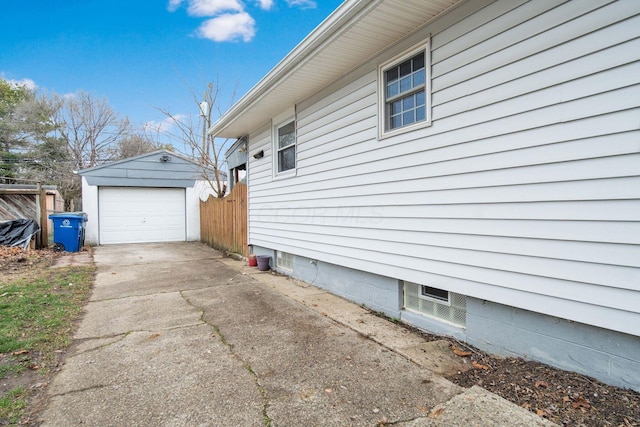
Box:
[0,184,50,248]
[200,183,248,256]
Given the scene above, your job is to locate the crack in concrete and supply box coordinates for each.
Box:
[96,256,224,269]
[89,287,223,303]
[211,323,274,427]
[180,291,273,427]
[48,382,112,398]
[67,333,129,357]
[385,417,426,426]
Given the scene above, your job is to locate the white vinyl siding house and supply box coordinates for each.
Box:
[210,0,640,391]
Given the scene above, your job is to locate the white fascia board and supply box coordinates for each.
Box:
[208,0,378,139]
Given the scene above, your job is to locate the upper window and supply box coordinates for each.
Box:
[274,119,296,175]
[379,42,431,138]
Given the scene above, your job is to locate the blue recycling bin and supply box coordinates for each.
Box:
[49,212,88,252]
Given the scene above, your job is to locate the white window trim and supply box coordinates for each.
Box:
[272,108,297,179]
[378,39,432,140]
[419,285,451,307]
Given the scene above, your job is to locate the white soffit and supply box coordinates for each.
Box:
[210,0,462,139]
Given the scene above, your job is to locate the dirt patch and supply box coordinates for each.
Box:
[0,246,61,275]
[0,350,66,425]
[372,315,640,426]
[424,336,640,427]
[447,352,640,426]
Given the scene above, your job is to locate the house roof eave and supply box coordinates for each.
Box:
[208,0,462,139]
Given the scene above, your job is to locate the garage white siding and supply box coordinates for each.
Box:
[98,187,186,244]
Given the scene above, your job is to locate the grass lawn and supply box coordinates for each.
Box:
[0,252,94,425]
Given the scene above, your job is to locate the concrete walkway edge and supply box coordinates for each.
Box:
[216,256,557,426]
[42,243,557,426]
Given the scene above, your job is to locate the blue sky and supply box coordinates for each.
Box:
[1,0,342,149]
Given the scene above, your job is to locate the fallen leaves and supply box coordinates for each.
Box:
[572,396,591,410]
[0,246,27,258]
[451,345,472,357]
[451,344,491,371]
[447,354,635,426]
[472,361,490,370]
[428,406,445,418]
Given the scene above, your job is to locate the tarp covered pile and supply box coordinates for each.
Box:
[0,219,40,249]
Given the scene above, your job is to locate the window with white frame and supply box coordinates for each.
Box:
[274,119,296,174]
[379,41,431,138]
[404,281,466,327]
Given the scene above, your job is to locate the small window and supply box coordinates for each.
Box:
[404,281,466,327]
[276,251,293,270]
[420,285,449,304]
[379,41,431,139]
[275,119,296,174]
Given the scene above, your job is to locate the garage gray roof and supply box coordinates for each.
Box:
[77,149,225,188]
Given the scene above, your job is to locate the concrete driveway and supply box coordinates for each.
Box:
[39,243,555,427]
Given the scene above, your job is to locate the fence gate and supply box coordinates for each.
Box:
[200,183,247,256]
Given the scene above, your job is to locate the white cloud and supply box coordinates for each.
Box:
[167,0,184,12]
[256,0,274,10]
[1,75,37,90]
[168,0,318,43]
[286,0,317,9]
[197,12,256,42]
[144,115,186,134]
[169,0,244,16]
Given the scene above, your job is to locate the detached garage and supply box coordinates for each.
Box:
[78,150,220,245]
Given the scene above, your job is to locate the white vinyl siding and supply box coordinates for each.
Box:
[247,0,640,337]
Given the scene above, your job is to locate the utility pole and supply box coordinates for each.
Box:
[199,95,208,160]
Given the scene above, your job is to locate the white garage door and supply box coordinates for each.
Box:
[98,187,186,244]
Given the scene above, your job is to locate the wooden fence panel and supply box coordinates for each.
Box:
[200,183,247,256]
[0,187,48,248]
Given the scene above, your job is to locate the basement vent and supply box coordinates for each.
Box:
[276,251,293,270]
[404,282,466,327]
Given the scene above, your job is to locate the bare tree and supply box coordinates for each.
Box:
[41,91,132,204]
[55,91,131,171]
[114,133,163,159]
[156,81,234,198]
[2,84,161,207]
